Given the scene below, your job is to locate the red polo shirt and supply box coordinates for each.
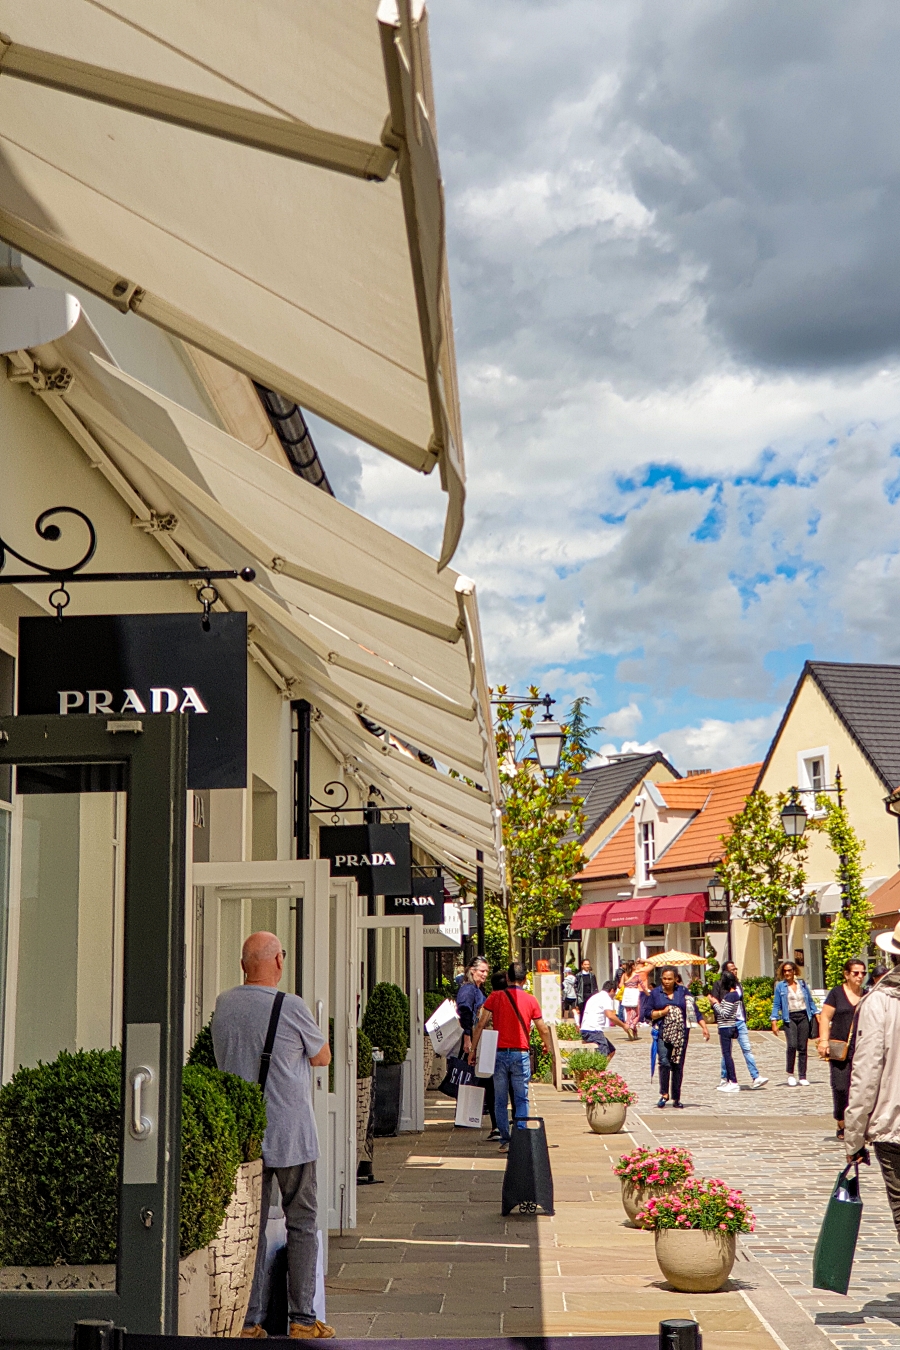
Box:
[483,987,543,1050]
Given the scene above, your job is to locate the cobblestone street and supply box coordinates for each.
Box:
[610,1027,900,1350]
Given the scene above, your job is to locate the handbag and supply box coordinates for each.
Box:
[813,1162,864,1294]
[621,986,641,1009]
[438,1054,475,1100]
[828,1003,861,1062]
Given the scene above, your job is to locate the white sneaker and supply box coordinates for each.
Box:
[788,1076,798,1087]
[799,1078,810,1086]
[752,1076,768,1088]
[724,1082,740,1092]
[716,1081,731,1092]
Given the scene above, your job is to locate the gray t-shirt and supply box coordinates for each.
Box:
[212,984,325,1168]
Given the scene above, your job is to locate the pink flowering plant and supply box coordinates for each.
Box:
[578,1071,637,1108]
[635,1177,755,1234]
[613,1145,693,1189]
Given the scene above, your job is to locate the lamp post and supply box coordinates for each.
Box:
[706,870,732,964]
[491,691,565,774]
[780,768,850,911]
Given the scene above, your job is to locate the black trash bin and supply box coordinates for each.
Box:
[501,1115,554,1215]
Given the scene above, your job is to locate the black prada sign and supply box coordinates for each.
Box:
[384,876,444,923]
[319,823,412,896]
[17,612,247,789]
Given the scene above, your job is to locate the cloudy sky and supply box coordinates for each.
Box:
[312,0,900,771]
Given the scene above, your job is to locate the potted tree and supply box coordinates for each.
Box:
[578,1070,636,1134]
[635,1177,755,1291]
[362,982,409,1136]
[613,1145,694,1224]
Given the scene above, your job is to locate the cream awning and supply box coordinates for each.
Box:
[0,0,465,564]
[52,352,501,882]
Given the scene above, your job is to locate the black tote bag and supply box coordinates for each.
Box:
[438,1054,476,1099]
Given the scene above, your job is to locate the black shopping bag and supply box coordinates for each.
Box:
[438,1055,476,1100]
[501,1116,554,1216]
[813,1162,863,1294]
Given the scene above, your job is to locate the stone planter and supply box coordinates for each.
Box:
[585,1101,626,1134]
[429,1055,446,1090]
[357,1075,373,1150]
[208,1156,264,1336]
[654,1229,736,1292]
[423,1038,435,1091]
[621,1181,676,1225]
[0,1251,212,1334]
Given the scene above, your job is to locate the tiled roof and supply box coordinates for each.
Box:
[870,870,900,920]
[758,661,900,793]
[566,752,679,844]
[575,815,636,882]
[654,763,760,872]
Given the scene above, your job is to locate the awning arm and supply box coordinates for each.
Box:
[0,38,398,181]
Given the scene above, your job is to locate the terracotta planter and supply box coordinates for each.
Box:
[654,1228,736,1292]
[208,1156,264,1336]
[585,1101,627,1134]
[621,1180,677,1225]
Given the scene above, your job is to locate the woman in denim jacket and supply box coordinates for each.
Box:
[770,959,817,1086]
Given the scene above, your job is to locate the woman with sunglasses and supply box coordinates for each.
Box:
[770,959,817,1086]
[817,958,866,1140]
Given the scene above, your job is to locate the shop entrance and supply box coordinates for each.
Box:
[358,914,424,1133]
[192,862,359,1250]
[0,712,188,1347]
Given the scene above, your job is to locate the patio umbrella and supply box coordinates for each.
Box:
[644,949,709,967]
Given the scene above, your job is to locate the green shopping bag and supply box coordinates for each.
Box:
[813,1162,863,1295]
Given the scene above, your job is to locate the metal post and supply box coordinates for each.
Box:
[476,848,485,955]
[660,1320,702,1350]
[835,766,850,909]
[291,699,311,859]
[73,1322,125,1350]
[725,888,732,966]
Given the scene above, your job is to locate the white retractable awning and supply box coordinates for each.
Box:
[51,353,500,878]
[0,0,465,564]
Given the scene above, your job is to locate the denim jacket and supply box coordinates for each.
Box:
[770,978,817,1023]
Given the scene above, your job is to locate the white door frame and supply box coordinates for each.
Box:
[327,876,358,1234]
[358,913,424,1133]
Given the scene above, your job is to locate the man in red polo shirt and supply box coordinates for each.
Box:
[470,962,551,1151]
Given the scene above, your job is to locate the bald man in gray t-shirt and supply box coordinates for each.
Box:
[212,931,333,1339]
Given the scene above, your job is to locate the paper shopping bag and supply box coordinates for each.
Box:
[455,1083,485,1128]
[475,1029,498,1077]
[426,999,463,1057]
[813,1164,863,1295]
[438,1054,476,1099]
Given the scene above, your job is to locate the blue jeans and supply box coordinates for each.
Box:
[719,1020,759,1080]
[493,1048,531,1143]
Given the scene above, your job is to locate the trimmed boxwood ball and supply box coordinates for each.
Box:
[361,982,409,1065]
[356,1029,373,1079]
[0,1048,249,1265]
[187,1020,217,1070]
[187,1021,267,1163]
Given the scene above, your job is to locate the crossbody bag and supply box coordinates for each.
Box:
[828,1001,861,1063]
[258,990,286,1091]
[504,988,532,1047]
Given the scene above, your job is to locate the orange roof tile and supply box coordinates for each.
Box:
[870,870,900,919]
[576,815,635,882]
[654,763,760,872]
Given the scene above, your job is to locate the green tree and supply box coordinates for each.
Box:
[484,899,510,974]
[566,696,603,761]
[718,789,811,967]
[493,686,587,958]
[810,796,871,987]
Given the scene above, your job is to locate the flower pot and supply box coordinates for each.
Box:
[208,1157,264,1335]
[585,1101,627,1134]
[373,1059,403,1136]
[621,1180,676,1225]
[654,1228,736,1292]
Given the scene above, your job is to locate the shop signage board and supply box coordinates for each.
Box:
[319,822,412,896]
[703,909,730,931]
[423,902,462,948]
[384,876,443,923]
[17,612,247,789]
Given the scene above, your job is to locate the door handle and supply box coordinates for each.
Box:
[130,1066,153,1139]
[316,999,325,1032]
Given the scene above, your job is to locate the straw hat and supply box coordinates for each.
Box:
[875,920,900,955]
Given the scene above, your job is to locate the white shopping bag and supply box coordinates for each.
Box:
[426,998,463,1056]
[475,1028,498,1078]
[455,1083,485,1128]
[313,1229,326,1322]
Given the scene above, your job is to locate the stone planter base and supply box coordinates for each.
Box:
[0,1250,212,1334]
[428,1055,446,1090]
[423,1038,435,1092]
[357,1075,373,1151]
[585,1101,626,1134]
[621,1181,678,1225]
[654,1228,736,1292]
[208,1156,264,1336]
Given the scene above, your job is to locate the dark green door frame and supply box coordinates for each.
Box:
[0,713,188,1348]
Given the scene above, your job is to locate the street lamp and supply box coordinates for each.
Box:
[779,790,808,839]
[492,691,565,774]
[706,869,732,964]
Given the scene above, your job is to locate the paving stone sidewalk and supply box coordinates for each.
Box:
[608,1028,900,1350]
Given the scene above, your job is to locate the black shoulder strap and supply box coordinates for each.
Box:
[504,987,531,1038]
[258,991,286,1091]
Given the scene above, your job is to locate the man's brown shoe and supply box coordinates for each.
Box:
[240,1326,267,1339]
[289,1321,335,1339]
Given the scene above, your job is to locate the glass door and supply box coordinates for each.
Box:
[0,712,188,1348]
[357,914,424,1133]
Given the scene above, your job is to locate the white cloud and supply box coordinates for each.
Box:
[601,702,644,737]
[654,714,782,772]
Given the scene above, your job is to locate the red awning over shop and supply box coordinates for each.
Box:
[603,897,659,928]
[569,902,616,930]
[649,893,708,924]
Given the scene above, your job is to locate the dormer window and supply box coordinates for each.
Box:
[797,747,829,817]
[640,821,656,882]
